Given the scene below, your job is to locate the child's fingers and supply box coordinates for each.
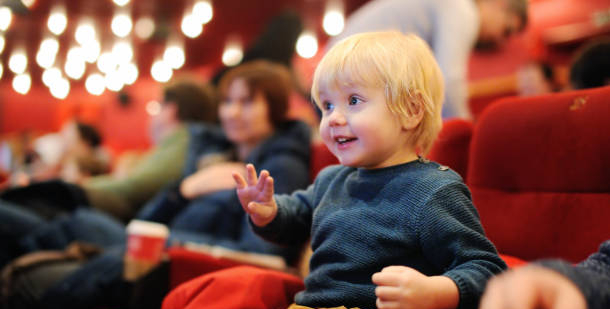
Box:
[232,172,247,189]
[256,170,269,191]
[374,286,400,301]
[262,176,274,200]
[376,298,400,309]
[246,164,257,185]
[372,271,402,286]
[247,201,274,218]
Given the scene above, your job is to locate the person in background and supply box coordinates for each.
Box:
[227,31,505,309]
[0,60,311,309]
[329,0,528,119]
[7,121,110,186]
[568,37,610,90]
[81,79,218,221]
[0,80,217,223]
[480,240,610,309]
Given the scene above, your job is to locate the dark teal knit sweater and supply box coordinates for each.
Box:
[253,159,506,309]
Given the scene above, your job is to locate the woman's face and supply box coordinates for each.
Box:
[219,78,274,147]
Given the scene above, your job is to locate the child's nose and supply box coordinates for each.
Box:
[328,109,347,126]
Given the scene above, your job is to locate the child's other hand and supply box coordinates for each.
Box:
[232,164,277,227]
[479,265,586,309]
[372,266,458,309]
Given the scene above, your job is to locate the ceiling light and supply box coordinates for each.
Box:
[113,0,130,7]
[135,17,155,40]
[50,77,70,99]
[42,67,62,87]
[9,50,27,74]
[105,70,124,92]
[112,12,133,38]
[48,6,67,35]
[0,36,6,54]
[118,62,138,85]
[75,22,97,45]
[151,60,172,82]
[86,73,105,96]
[222,41,243,66]
[296,32,318,59]
[181,14,203,38]
[163,45,185,69]
[0,7,12,31]
[192,0,213,24]
[323,10,344,36]
[12,73,31,95]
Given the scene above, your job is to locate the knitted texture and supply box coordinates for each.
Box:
[254,159,506,309]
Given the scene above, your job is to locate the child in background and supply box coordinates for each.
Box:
[233,31,506,309]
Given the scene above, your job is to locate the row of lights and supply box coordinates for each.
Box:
[0,0,346,99]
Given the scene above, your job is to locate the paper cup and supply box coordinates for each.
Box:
[123,220,169,281]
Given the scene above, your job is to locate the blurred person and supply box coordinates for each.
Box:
[515,37,610,96]
[82,79,218,221]
[0,80,218,222]
[569,37,610,90]
[7,120,109,186]
[328,0,528,119]
[0,60,311,309]
[516,61,563,96]
[480,240,610,309]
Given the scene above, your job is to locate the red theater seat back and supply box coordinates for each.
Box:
[428,119,473,181]
[468,86,610,263]
[309,141,339,182]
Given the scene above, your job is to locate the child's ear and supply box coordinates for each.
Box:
[400,96,425,130]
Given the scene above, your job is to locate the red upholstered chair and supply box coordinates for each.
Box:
[428,119,473,181]
[166,247,244,290]
[162,266,304,309]
[467,85,610,263]
[309,141,339,182]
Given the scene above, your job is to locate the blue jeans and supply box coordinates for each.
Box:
[0,201,125,267]
[40,246,132,309]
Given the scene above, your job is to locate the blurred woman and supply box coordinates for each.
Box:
[0,60,312,309]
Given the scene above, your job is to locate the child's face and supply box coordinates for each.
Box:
[317,83,417,169]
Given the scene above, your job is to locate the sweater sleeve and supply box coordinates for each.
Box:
[250,184,316,246]
[537,240,610,309]
[417,181,507,309]
[83,127,189,220]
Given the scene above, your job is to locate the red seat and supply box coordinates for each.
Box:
[428,119,473,181]
[167,247,244,290]
[162,265,304,309]
[468,85,610,263]
[309,141,339,183]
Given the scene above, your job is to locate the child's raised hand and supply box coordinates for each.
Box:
[372,266,459,309]
[232,164,278,227]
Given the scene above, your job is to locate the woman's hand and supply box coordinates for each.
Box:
[180,162,247,199]
[232,164,277,227]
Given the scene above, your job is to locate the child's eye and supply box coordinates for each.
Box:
[323,101,334,111]
[348,96,362,105]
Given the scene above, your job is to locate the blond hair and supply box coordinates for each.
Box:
[311,31,444,154]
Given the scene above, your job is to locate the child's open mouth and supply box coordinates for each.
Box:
[336,137,357,145]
